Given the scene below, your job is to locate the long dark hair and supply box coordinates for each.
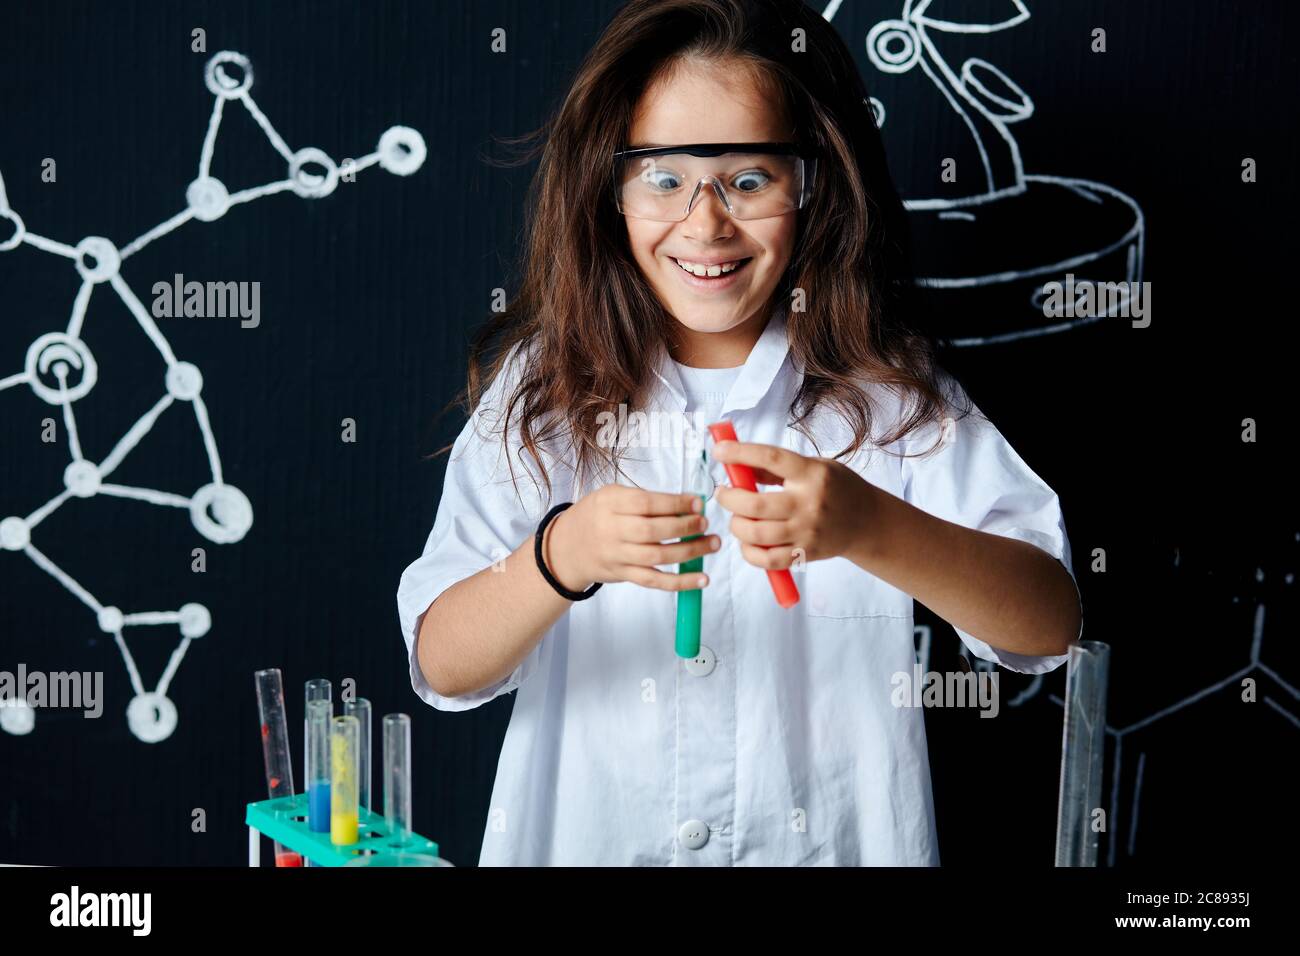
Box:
[436,0,967,498]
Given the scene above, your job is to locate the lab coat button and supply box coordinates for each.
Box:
[678,819,709,850]
[684,644,716,677]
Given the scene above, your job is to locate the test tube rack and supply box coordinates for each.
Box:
[245,793,439,867]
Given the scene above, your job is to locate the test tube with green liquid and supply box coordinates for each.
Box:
[676,436,714,658]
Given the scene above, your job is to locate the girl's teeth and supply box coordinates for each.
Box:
[675,258,743,277]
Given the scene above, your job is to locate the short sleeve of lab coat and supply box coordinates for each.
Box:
[396,344,560,711]
[898,378,1082,675]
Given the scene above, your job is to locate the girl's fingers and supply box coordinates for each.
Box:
[619,512,707,543]
[752,468,784,486]
[622,565,710,592]
[715,486,795,519]
[739,541,800,570]
[711,440,806,480]
[621,535,720,567]
[730,514,794,546]
[609,486,702,516]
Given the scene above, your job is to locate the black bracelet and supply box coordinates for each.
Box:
[535,502,602,601]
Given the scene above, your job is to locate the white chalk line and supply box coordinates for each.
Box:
[0,50,425,741]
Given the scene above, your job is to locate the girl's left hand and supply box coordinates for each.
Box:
[710,440,882,570]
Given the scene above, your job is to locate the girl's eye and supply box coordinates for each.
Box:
[732,169,772,192]
[643,169,683,192]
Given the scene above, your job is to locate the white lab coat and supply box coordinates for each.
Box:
[396,305,1079,865]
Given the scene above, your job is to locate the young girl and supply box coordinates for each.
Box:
[397,0,1082,866]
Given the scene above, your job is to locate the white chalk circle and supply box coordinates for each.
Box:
[63,459,102,498]
[960,57,1034,122]
[178,602,211,638]
[0,206,25,252]
[0,699,36,736]
[289,147,339,199]
[0,515,31,550]
[25,332,98,405]
[205,51,253,99]
[867,20,921,74]
[165,361,204,401]
[186,176,231,222]
[190,482,253,543]
[97,605,124,633]
[377,126,427,176]
[74,236,121,284]
[127,692,178,743]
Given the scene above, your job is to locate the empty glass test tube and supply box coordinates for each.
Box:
[1055,640,1110,866]
[384,713,412,847]
[303,678,331,789]
[344,697,372,813]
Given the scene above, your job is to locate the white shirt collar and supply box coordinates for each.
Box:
[649,300,794,420]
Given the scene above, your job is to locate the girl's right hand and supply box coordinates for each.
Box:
[545,485,720,592]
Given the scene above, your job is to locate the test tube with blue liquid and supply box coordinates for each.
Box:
[303,679,332,868]
[306,698,332,836]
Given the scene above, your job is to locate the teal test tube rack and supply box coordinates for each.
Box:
[246,793,440,867]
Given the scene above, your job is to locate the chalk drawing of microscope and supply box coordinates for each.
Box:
[825,0,1146,345]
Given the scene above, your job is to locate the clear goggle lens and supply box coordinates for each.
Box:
[615,151,813,222]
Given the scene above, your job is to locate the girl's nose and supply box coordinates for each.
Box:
[681,179,734,239]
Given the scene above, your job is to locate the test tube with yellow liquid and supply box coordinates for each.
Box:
[330,715,360,846]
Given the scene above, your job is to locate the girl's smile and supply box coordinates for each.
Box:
[668,254,755,292]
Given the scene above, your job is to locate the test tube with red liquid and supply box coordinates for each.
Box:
[254,669,302,867]
[706,420,800,608]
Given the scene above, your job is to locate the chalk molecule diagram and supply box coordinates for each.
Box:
[1051,552,1298,867]
[823,0,1146,345]
[915,543,1300,866]
[0,51,426,743]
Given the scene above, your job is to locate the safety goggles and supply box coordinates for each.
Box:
[612,142,817,222]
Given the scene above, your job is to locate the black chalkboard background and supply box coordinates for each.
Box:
[0,0,1295,867]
